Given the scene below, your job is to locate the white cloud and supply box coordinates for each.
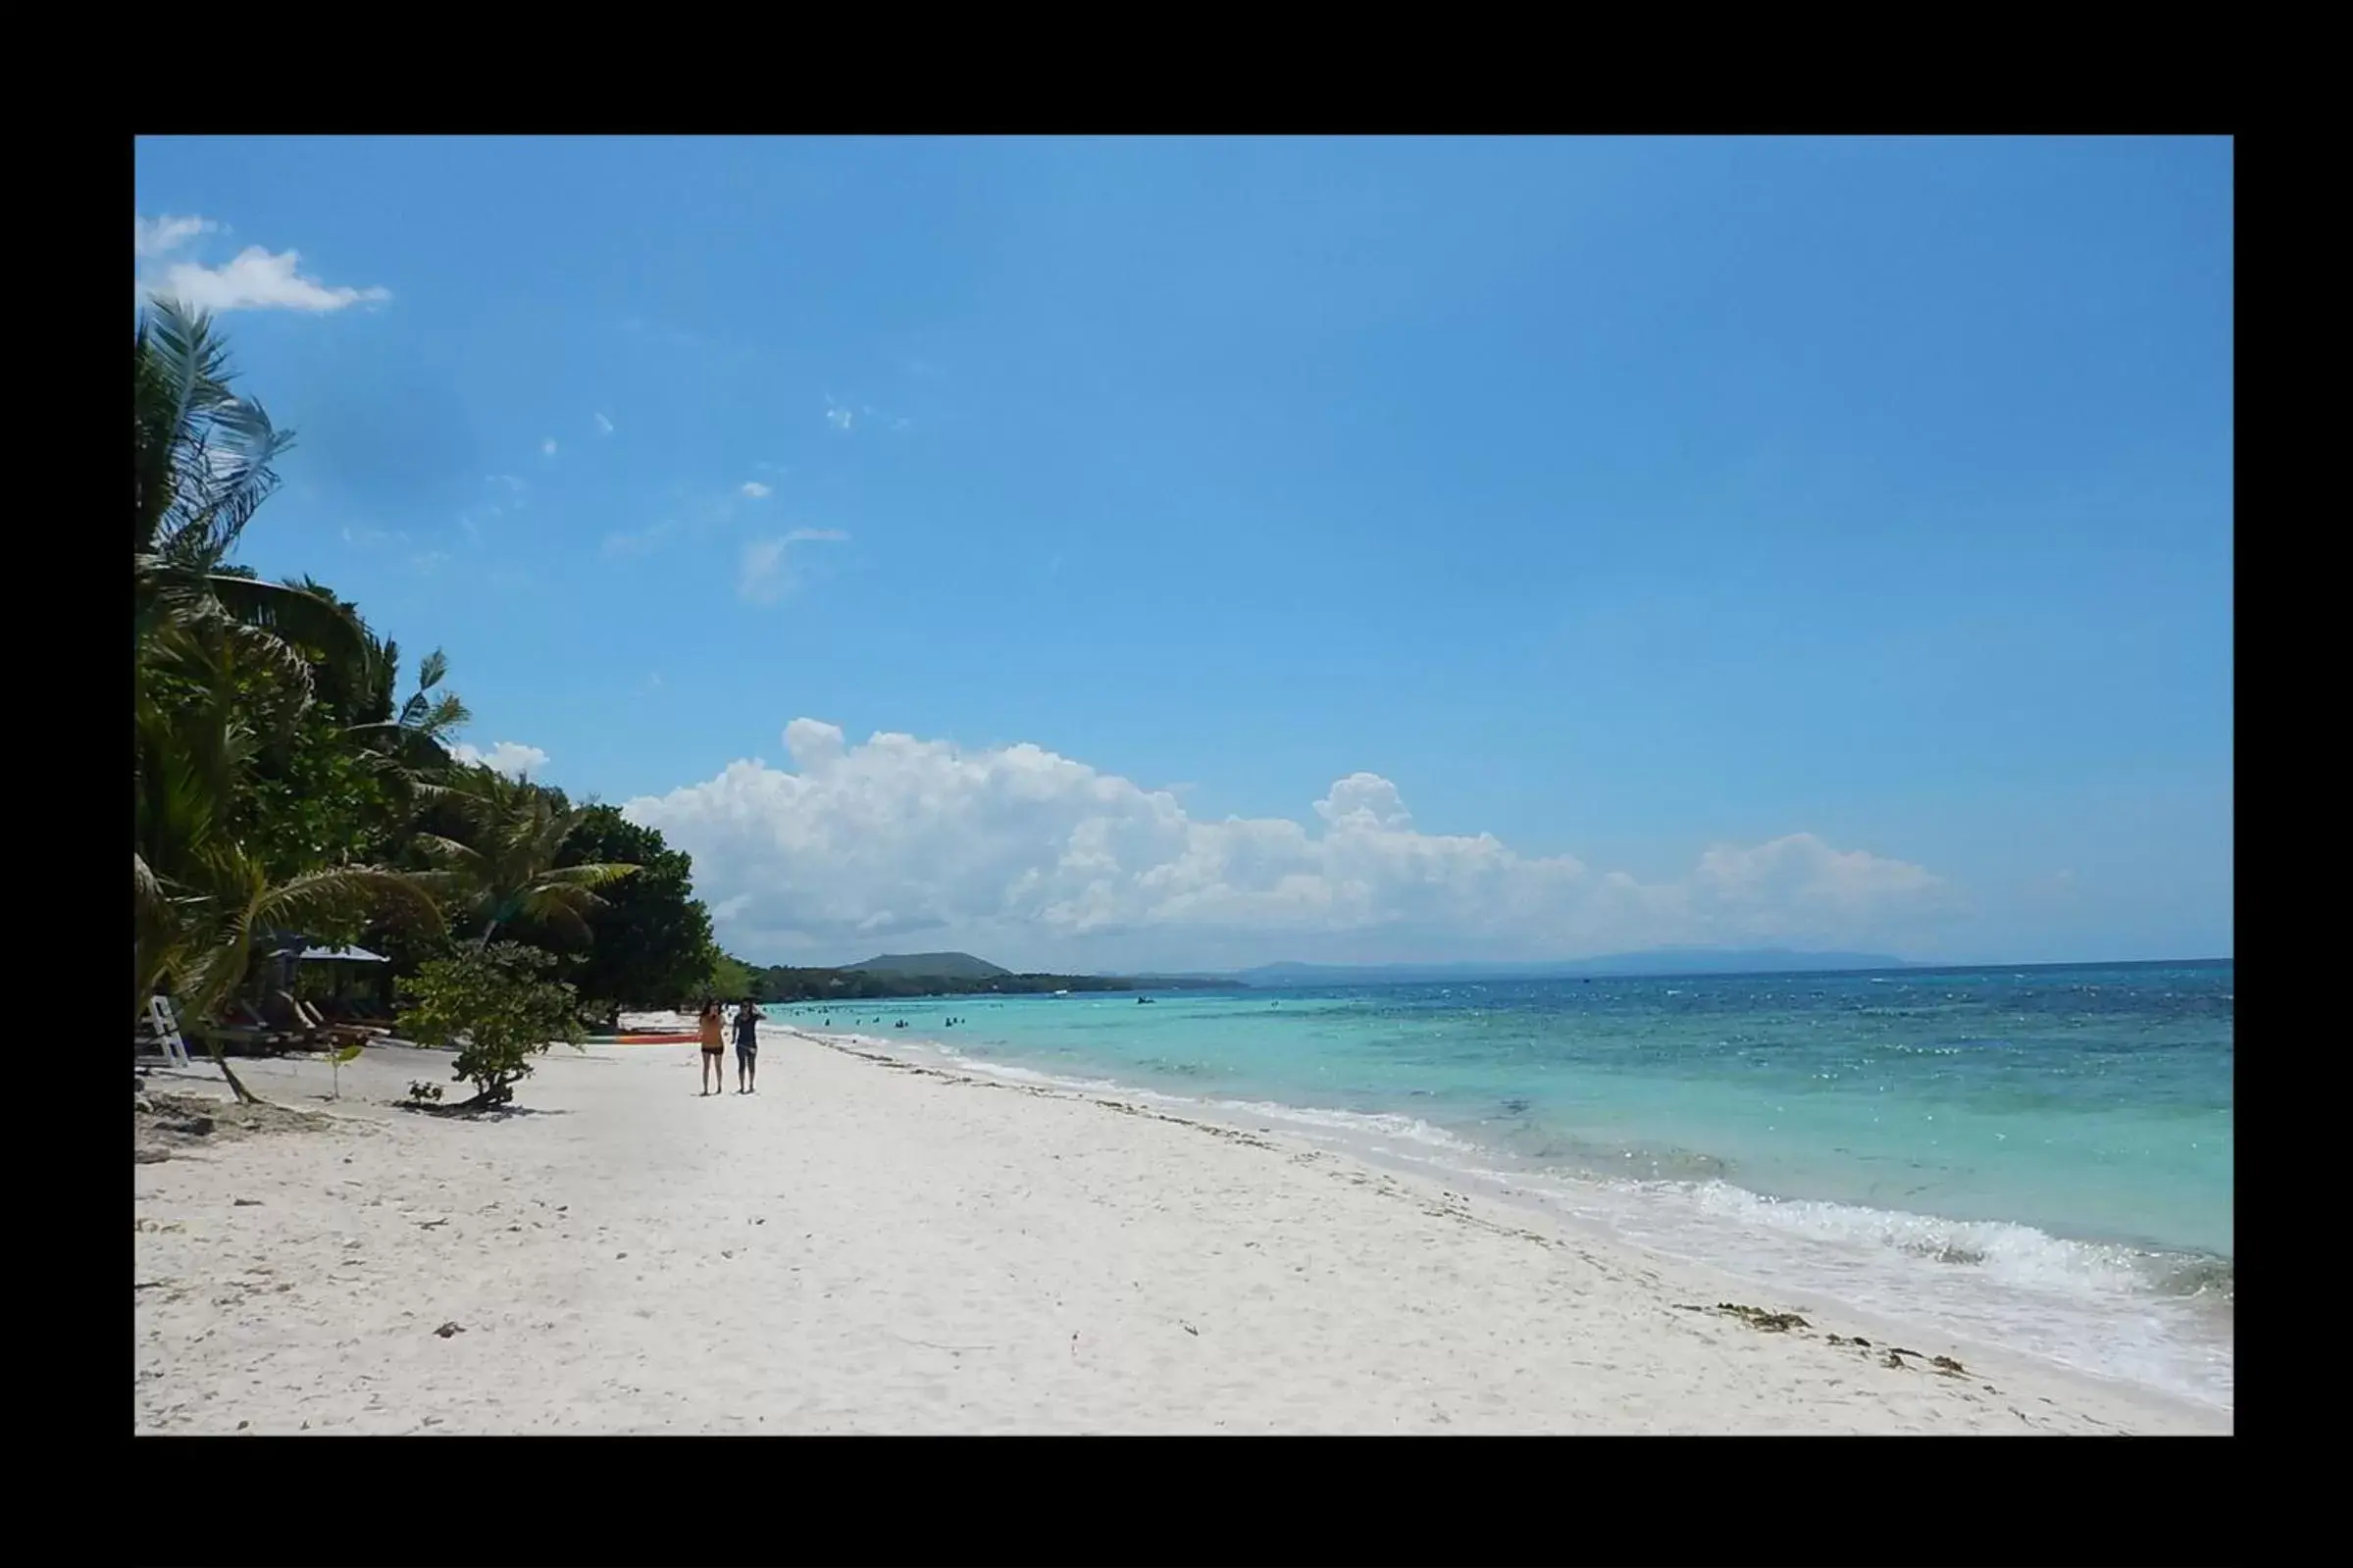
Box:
[623,723,1952,967]
[135,215,219,258]
[135,214,388,313]
[738,538,790,604]
[823,396,913,434]
[2024,869,2081,907]
[540,438,559,457]
[1686,834,1942,913]
[739,531,847,604]
[594,412,616,435]
[603,521,675,558]
[452,740,550,779]
[741,481,773,499]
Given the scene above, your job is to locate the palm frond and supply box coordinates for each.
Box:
[133,852,186,1025]
[513,885,600,947]
[137,571,322,719]
[204,573,369,675]
[419,690,471,739]
[403,771,472,808]
[253,865,445,936]
[410,834,488,873]
[177,855,442,1024]
[387,727,458,779]
[537,862,639,891]
[136,298,295,569]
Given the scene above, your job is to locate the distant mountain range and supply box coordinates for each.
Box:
[1213,948,1915,985]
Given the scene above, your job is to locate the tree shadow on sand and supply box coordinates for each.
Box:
[392,1099,570,1123]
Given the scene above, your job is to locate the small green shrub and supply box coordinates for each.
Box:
[398,943,585,1108]
[405,1080,444,1106]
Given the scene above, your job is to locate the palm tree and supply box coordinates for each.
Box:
[169,852,441,1105]
[174,853,441,1025]
[416,767,640,947]
[346,642,473,779]
[132,299,445,1098]
[135,620,444,1101]
[133,298,368,683]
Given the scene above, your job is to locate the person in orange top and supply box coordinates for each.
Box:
[697,1000,726,1096]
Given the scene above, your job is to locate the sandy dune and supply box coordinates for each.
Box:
[132,1028,2227,1434]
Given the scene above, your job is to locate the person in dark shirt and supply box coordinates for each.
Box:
[733,1001,761,1093]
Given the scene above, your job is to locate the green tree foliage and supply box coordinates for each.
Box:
[334,630,473,784]
[704,948,757,1002]
[231,593,470,896]
[130,302,654,1116]
[560,807,716,1021]
[236,697,400,888]
[415,766,639,946]
[132,298,430,1061]
[133,626,442,1097]
[744,964,1228,1001]
[398,943,586,1108]
[133,300,369,692]
[133,528,439,1103]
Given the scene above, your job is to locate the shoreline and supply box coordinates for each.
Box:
[134,1029,2228,1434]
[792,1026,2230,1427]
[790,1008,2234,1414]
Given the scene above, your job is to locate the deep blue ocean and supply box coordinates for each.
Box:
[770,960,2232,1407]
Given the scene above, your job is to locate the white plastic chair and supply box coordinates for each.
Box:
[145,994,194,1070]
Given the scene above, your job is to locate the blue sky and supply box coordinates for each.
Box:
[134,136,2232,971]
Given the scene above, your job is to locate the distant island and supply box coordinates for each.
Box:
[1221,949,1916,986]
[722,946,1924,1000]
[746,952,1235,1001]
[839,951,1014,982]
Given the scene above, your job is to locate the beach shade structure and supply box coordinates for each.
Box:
[295,943,395,1019]
[247,930,309,999]
[250,934,396,1019]
[296,944,389,964]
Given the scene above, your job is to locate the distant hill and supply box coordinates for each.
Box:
[841,952,1011,981]
[741,952,1233,1002]
[1231,948,1913,985]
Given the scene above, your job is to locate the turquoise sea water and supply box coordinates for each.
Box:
[770,960,2233,1407]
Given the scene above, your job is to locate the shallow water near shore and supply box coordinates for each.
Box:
[778,960,2233,1408]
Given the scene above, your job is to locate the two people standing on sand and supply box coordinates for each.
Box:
[697,999,764,1096]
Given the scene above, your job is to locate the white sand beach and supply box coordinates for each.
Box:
[133,1025,2229,1435]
